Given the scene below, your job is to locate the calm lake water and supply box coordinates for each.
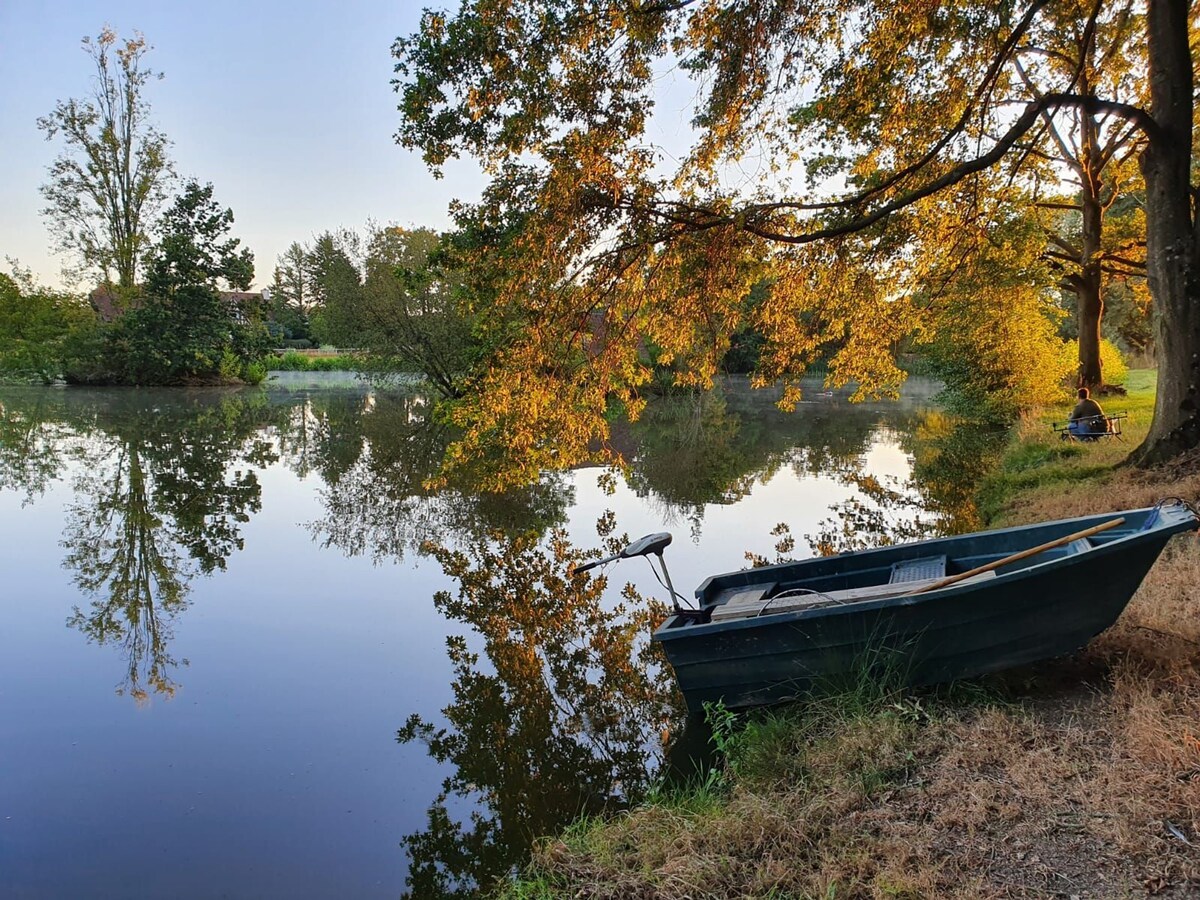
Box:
[0,376,998,898]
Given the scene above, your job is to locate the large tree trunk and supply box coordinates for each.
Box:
[1077,193,1104,390]
[1076,60,1105,392]
[1129,0,1200,467]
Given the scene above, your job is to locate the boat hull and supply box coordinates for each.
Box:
[654,507,1197,712]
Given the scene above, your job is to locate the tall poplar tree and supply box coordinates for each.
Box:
[39,27,174,290]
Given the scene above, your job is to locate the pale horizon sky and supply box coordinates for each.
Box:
[0,1,492,291]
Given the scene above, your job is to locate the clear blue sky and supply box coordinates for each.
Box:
[0,1,490,290]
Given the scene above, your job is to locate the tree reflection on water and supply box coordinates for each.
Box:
[0,376,1006,893]
[802,410,1010,557]
[0,388,280,700]
[0,389,74,503]
[398,524,685,899]
[300,392,575,562]
[622,383,934,539]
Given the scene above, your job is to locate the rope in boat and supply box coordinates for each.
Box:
[755,587,844,617]
[1155,496,1200,517]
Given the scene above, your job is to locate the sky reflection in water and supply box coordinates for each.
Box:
[0,378,1002,898]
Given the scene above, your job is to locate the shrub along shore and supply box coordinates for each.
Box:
[264,351,362,372]
[502,370,1200,899]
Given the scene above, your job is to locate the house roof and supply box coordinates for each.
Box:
[88,286,123,322]
[87,286,263,322]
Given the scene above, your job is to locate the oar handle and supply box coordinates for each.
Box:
[907,517,1126,595]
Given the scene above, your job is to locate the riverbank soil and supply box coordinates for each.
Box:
[504,370,1200,898]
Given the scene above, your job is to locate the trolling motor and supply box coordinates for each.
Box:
[572,532,693,615]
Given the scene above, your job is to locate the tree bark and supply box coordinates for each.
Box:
[1129,0,1200,466]
[1075,49,1105,392]
[1077,192,1105,390]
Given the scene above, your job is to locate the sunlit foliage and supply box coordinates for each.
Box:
[916,203,1074,419]
[1059,337,1128,387]
[393,0,1198,471]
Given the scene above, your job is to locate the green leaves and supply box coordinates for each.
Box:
[90,180,268,385]
[0,269,94,383]
[38,28,174,289]
[145,180,254,294]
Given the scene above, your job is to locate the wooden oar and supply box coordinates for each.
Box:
[906,517,1126,595]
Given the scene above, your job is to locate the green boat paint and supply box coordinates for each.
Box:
[650,502,1200,712]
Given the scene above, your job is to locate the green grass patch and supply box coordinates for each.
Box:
[977,368,1157,523]
[264,351,362,371]
[1000,439,1086,473]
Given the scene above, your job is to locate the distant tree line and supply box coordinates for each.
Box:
[265,223,493,399]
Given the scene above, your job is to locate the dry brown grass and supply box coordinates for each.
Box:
[506,460,1200,899]
[516,663,1200,897]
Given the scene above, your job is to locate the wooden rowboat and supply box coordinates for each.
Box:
[652,502,1199,712]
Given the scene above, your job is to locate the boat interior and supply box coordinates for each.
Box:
[702,531,1124,624]
[654,507,1194,630]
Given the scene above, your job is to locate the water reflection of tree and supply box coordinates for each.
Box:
[904,411,1008,533]
[0,389,282,701]
[623,391,758,538]
[0,389,76,503]
[274,389,372,483]
[625,381,928,537]
[399,526,685,899]
[802,411,1009,556]
[63,445,190,699]
[304,392,574,562]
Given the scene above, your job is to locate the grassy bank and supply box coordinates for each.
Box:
[977,369,1159,525]
[503,370,1200,899]
[263,350,362,371]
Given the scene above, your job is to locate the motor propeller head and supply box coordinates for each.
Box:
[619,532,672,559]
[571,532,673,574]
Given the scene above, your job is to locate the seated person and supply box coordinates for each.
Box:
[1068,387,1108,438]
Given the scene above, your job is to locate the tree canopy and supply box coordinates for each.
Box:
[65,180,269,385]
[393,0,1199,473]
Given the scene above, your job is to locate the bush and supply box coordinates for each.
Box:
[242,361,267,384]
[1058,338,1128,387]
[264,351,310,370]
[218,350,242,381]
[61,322,117,384]
[262,351,359,372]
[927,310,1073,422]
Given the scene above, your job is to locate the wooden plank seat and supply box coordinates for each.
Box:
[710,568,997,622]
